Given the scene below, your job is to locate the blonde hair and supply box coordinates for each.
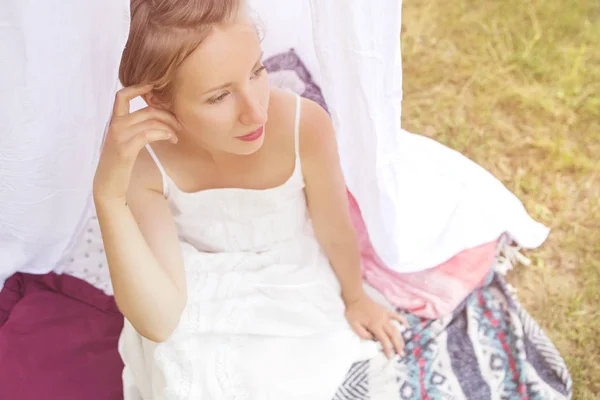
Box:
[119,0,242,102]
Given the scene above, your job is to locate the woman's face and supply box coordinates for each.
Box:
[169,17,269,156]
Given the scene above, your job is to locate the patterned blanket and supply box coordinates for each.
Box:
[334,273,572,400]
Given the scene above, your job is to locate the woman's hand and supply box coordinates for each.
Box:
[345,293,409,359]
[93,84,180,204]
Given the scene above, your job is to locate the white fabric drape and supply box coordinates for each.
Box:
[0,0,130,288]
[250,0,322,85]
[304,0,548,272]
[307,0,408,269]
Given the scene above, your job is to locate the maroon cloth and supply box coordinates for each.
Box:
[0,272,124,400]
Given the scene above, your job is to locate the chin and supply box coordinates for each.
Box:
[233,135,265,156]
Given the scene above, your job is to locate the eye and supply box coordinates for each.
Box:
[252,65,267,79]
[208,91,230,104]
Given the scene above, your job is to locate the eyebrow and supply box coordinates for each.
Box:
[202,51,264,95]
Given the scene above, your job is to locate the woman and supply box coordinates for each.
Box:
[94,1,406,398]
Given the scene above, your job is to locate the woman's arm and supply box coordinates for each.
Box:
[300,98,406,358]
[96,177,186,343]
[94,85,185,343]
[299,99,364,304]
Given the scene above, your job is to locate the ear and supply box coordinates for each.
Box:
[141,91,170,110]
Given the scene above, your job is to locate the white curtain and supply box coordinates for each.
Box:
[307,0,406,270]
[254,0,549,272]
[0,0,130,287]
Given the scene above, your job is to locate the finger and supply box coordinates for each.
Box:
[384,323,405,357]
[123,120,178,143]
[351,322,374,340]
[113,84,154,117]
[373,328,393,359]
[389,312,409,327]
[123,130,175,157]
[127,107,182,133]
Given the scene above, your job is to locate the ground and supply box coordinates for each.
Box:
[400,0,600,397]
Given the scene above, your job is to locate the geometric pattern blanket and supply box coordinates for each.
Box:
[335,273,572,400]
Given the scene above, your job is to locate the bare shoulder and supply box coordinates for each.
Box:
[297,95,336,159]
[266,88,333,151]
[265,88,297,138]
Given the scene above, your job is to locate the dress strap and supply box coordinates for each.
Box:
[293,93,302,161]
[145,144,168,197]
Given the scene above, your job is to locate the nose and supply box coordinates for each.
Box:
[239,92,267,126]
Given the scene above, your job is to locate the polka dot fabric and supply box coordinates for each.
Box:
[54,205,113,295]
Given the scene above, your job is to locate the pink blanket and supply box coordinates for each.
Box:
[349,192,498,319]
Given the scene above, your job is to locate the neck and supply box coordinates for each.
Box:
[172,134,246,173]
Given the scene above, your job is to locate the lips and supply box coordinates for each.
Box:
[236,126,264,142]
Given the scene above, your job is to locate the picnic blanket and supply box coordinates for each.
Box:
[334,273,572,400]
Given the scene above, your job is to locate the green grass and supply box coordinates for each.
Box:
[400,0,600,397]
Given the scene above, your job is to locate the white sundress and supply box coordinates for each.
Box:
[119,94,377,400]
